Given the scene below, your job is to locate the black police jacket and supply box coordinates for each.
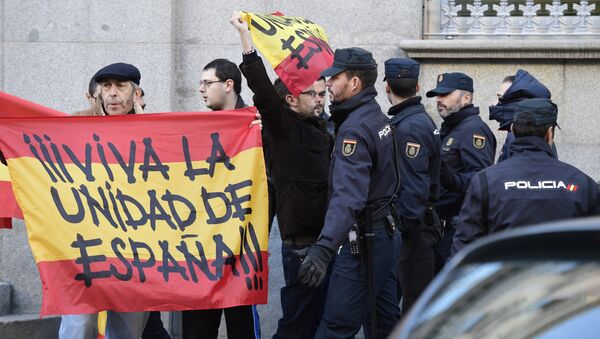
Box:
[240,51,332,240]
[389,97,441,228]
[316,87,397,251]
[452,136,600,255]
[435,105,496,218]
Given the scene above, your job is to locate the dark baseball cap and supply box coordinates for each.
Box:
[426,72,473,98]
[513,98,558,126]
[321,47,377,78]
[383,58,419,81]
[93,62,141,85]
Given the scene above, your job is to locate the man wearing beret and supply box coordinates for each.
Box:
[384,58,441,313]
[452,98,600,254]
[426,72,496,270]
[59,63,149,339]
[298,47,401,338]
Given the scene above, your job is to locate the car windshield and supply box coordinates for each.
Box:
[409,260,600,339]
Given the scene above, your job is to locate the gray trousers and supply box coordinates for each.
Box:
[59,312,149,339]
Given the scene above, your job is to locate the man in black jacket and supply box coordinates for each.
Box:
[232,12,333,339]
[182,58,262,339]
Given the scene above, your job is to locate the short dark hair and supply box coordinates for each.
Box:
[273,78,291,107]
[346,68,377,89]
[88,77,99,97]
[203,59,242,95]
[512,112,554,138]
[387,77,418,98]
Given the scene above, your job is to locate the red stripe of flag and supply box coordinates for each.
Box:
[0,107,260,163]
[274,37,334,96]
[38,254,269,316]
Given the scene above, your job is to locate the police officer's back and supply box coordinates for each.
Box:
[452,98,600,255]
[384,58,441,313]
[297,47,401,339]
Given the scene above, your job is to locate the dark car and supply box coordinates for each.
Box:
[391,217,600,339]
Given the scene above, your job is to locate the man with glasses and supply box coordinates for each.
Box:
[232,12,332,339]
[182,57,262,339]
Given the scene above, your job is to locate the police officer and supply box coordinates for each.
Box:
[384,58,441,313]
[452,98,600,254]
[297,47,401,339]
[488,69,556,162]
[426,72,496,271]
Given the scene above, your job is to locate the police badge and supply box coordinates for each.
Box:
[342,139,357,156]
[473,134,486,149]
[406,142,421,158]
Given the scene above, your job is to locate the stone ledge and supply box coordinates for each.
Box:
[399,39,600,60]
[0,314,60,339]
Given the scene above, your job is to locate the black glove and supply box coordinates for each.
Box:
[440,163,457,191]
[296,244,334,287]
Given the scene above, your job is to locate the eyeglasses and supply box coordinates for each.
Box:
[300,90,318,98]
[199,79,225,87]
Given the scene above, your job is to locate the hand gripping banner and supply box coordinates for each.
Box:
[242,11,334,96]
[0,108,269,316]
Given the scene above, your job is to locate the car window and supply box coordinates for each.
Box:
[409,260,600,339]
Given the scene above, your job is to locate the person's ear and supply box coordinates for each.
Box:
[545,126,555,145]
[224,79,235,93]
[285,94,296,107]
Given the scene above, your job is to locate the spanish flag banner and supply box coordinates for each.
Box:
[0,108,269,316]
[0,91,65,228]
[242,12,334,96]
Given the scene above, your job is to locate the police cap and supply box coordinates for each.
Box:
[383,58,419,81]
[513,98,558,126]
[93,62,141,85]
[321,47,377,78]
[426,72,473,98]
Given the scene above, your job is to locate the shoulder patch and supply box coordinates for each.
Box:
[406,142,421,158]
[473,134,486,149]
[342,139,357,157]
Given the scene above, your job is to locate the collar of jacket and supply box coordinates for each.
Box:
[235,96,247,109]
[388,96,423,118]
[329,86,378,129]
[441,104,479,132]
[509,135,554,158]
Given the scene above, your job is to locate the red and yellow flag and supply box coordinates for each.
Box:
[0,91,65,228]
[242,12,334,96]
[0,108,269,316]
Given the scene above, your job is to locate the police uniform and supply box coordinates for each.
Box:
[384,58,441,313]
[452,98,600,254]
[425,73,497,271]
[298,48,401,339]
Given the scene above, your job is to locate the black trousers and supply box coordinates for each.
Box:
[398,229,436,314]
[182,306,260,339]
